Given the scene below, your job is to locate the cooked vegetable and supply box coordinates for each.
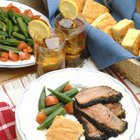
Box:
[47,88,74,103]
[0,30,8,37]
[41,103,63,115]
[36,111,46,124]
[63,83,73,92]
[16,17,29,38]
[37,107,66,130]
[45,96,59,106]
[64,102,74,114]
[0,52,8,62]
[0,38,21,46]
[38,87,46,111]
[7,20,13,37]
[12,32,26,41]
[0,34,5,40]
[9,50,19,61]
[7,9,17,24]
[64,87,79,98]
[0,44,21,53]
[55,81,69,92]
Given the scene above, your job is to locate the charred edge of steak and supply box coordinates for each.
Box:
[105,103,126,119]
[79,117,108,140]
[75,92,123,108]
[74,104,128,138]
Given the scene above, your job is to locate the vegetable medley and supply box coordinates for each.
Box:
[36,81,79,130]
[0,3,41,62]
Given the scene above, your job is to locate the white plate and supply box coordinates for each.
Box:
[15,68,139,140]
[0,1,51,68]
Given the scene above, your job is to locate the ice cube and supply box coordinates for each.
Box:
[58,18,73,29]
[45,37,60,49]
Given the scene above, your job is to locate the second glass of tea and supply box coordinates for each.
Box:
[55,14,86,67]
[34,28,66,76]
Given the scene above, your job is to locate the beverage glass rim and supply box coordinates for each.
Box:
[35,27,66,50]
[55,13,86,32]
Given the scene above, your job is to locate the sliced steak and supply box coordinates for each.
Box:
[105,103,125,118]
[75,86,123,107]
[74,103,128,137]
[80,117,108,140]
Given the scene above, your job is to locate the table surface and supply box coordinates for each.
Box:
[0,0,47,84]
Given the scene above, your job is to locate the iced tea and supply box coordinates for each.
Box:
[55,14,86,67]
[34,28,66,76]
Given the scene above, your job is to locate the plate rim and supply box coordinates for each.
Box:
[15,68,140,140]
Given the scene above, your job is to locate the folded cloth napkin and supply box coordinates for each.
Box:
[0,102,16,140]
[46,0,139,70]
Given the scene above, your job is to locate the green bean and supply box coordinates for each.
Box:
[38,87,46,111]
[12,32,26,41]
[7,20,13,37]
[41,103,63,115]
[64,87,79,98]
[0,38,21,46]
[47,88,74,103]
[0,44,21,53]
[15,13,32,24]
[55,81,69,92]
[7,10,17,24]
[16,17,29,38]
[0,35,5,40]
[12,25,19,32]
[37,107,66,130]
[0,8,8,23]
[26,38,33,46]
[0,30,8,37]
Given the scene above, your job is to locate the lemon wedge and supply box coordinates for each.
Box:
[59,0,78,19]
[28,20,51,40]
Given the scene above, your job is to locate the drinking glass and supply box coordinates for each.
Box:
[34,28,66,76]
[55,14,86,67]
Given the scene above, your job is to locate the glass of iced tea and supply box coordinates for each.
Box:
[34,28,66,76]
[55,13,86,67]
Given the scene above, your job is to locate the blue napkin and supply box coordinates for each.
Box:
[46,0,139,70]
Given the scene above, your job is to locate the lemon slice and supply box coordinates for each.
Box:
[59,0,78,19]
[28,20,51,40]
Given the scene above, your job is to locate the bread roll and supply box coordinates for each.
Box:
[91,12,117,38]
[112,19,134,44]
[82,0,109,23]
[122,29,140,55]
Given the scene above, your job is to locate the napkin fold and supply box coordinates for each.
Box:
[46,0,139,70]
[0,102,16,140]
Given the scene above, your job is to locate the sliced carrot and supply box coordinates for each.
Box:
[26,45,33,53]
[17,42,28,51]
[19,52,31,60]
[36,111,46,124]
[7,3,21,13]
[32,15,41,20]
[45,96,59,106]
[9,51,19,62]
[23,9,33,18]
[64,102,74,114]
[63,83,73,92]
[0,52,9,62]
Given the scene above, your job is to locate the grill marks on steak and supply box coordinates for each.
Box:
[105,103,125,118]
[74,104,128,137]
[80,117,108,140]
[75,86,123,107]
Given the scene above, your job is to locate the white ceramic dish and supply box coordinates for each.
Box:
[0,1,51,68]
[15,68,139,140]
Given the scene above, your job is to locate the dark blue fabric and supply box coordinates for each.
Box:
[46,0,139,70]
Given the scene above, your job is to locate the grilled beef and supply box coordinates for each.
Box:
[75,86,123,107]
[105,103,125,118]
[74,103,128,137]
[80,117,108,140]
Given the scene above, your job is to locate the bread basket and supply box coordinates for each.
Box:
[112,58,140,87]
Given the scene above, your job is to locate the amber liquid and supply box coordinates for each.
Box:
[56,18,85,67]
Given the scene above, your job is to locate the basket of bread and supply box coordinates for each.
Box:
[63,0,140,87]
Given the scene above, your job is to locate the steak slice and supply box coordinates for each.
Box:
[75,86,123,107]
[80,117,108,140]
[74,103,128,137]
[105,103,125,118]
